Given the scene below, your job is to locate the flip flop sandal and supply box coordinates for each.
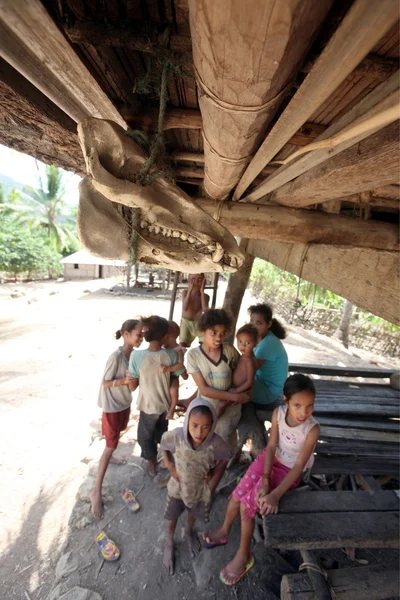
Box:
[121,488,140,512]
[95,531,120,562]
[203,533,229,549]
[219,554,255,586]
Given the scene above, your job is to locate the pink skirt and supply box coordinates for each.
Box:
[232,450,300,519]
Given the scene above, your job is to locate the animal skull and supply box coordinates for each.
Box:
[77,118,246,273]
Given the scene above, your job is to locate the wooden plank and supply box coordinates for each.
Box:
[247,240,400,325]
[289,364,395,378]
[0,0,126,126]
[269,121,400,207]
[315,414,399,429]
[281,563,399,600]
[124,108,203,130]
[278,491,399,514]
[189,0,332,199]
[233,0,400,200]
[301,52,399,82]
[318,426,399,442]
[312,456,399,476]
[299,550,331,600]
[315,442,399,458]
[263,511,399,549]
[196,199,399,251]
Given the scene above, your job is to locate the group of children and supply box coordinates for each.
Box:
[93,273,320,586]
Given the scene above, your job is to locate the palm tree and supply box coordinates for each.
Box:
[1,165,79,252]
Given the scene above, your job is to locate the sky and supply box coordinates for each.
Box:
[0,144,81,204]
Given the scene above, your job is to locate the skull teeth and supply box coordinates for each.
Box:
[138,223,238,266]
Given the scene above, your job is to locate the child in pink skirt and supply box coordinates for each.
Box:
[204,373,320,586]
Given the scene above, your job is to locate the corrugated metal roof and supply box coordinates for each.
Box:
[60,249,126,266]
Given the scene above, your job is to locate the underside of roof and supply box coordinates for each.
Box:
[0,0,399,322]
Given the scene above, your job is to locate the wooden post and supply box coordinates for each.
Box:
[167,269,171,291]
[211,273,219,308]
[169,271,180,321]
[300,550,332,600]
[223,239,254,342]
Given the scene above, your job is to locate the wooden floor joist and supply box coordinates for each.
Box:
[233,0,400,200]
[247,239,400,324]
[197,199,399,251]
[0,0,126,126]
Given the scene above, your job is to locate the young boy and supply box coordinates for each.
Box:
[216,324,258,418]
[161,399,232,575]
[180,273,209,347]
[159,321,189,419]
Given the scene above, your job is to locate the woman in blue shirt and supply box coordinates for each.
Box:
[238,304,288,455]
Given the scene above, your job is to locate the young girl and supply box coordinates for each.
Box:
[129,316,184,477]
[185,309,250,450]
[161,399,232,575]
[204,374,320,586]
[90,319,143,518]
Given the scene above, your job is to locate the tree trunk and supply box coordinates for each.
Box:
[126,264,131,288]
[333,299,354,348]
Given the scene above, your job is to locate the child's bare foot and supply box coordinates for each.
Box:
[203,526,228,546]
[163,536,175,575]
[109,456,127,465]
[220,551,249,585]
[185,529,202,558]
[90,489,103,519]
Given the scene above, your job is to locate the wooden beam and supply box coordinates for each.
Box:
[233,0,400,200]
[246,239,400,324]
[189,0,332,199]
[341,195,399,212]
[196,199,399,251]
[242,71,400,203]
[288,122,327,146]
[124,108,202,130]
[0,0,126,126]
[65,23,193,60]
[223,239,254,340]
[372,185,400,200]
[171,151,205,163]
[175,166,204,179]
[0,59,85,174]
[302,53,399,82]
[269,121,400,207]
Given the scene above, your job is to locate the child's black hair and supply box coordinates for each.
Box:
[197,308,233,332]
[284,373,316,400]
[189,405,213,421]
[248,303,287,339]
[115,319,141,340]
[168,320,180,339]
[141,315,169,342]
[236,323,258,345]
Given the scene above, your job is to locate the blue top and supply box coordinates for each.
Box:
[251,331,288,405]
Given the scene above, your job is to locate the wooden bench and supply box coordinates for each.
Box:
[263,490,399,600]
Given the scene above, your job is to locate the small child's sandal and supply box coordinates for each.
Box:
[121,488,140,512]
[95,531,120,561]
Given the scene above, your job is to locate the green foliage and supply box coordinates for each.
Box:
[0,215,63,278]
[0,165,80,253]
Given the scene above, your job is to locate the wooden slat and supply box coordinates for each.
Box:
[233,0,400,200]
[290,364,395,378]
[278,491,399,514]
[318,426,398,442]
[0,0,126,126]
[264,511,399,549]
[315,442,399,457]
[312,456,399,476]
[281,563,399,600]
[315,414,399,428]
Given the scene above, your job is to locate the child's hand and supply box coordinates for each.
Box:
[255,483,270,503]
[166,410,175,420]
[159,365,167,373]
[125,369,134,380]
[258,491,279,516]
[234,391,251,404]
[204,469,214,483]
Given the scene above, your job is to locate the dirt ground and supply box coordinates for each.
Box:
[0,278,398,600]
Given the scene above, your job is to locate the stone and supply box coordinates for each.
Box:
[47,582,69,600]
[77,475,112,503]
[58,587,102,600]
[68,502,95,530]
[55,552,79,582]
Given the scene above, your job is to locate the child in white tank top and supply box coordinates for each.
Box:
[203,374,320,587]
